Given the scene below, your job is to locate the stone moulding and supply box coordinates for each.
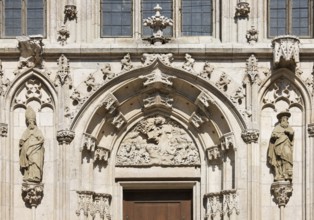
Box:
[204,189,239,218]
[56,129,75,145]
[241,129,259,144]
[272,35,300,69]
[0,123,8,137]
[271,181,293,207]
[76,191,111,219]
[21,182,44,208]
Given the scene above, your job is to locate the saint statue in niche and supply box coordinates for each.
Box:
[268,111,294,182]
[19,106,45,183]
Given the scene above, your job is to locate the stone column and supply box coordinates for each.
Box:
[56,129,75,220]
[0,123,9,220]
[307,123,314,219]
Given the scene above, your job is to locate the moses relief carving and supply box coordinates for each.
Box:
[116,115,200,166]
[268,111,294,182]
[19,106,45,183]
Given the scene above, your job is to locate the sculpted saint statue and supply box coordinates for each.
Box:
[19,106,45,183]
[268,111,294,181]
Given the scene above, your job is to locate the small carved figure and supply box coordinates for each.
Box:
[64,4,77,23]
[121,54,133,72]
[216,72,231,91]
[182,54,195,72]
[268,111,294,181]
[19,106,45,183]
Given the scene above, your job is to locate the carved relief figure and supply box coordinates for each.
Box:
[268,111,294,181]
[19,106,45,183]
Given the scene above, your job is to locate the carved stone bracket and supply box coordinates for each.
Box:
[143,4,173,45]
[139,69,175,90]
[206,146,221,161]
[56,129,75,145]
[0,123,8,137]
[94,146,110,164]
[235,2,250,18]
[271,181,293,207]
[76,191,112,219]
[21,182,44,208]
[308,123,314,137]
[204,189,239,219]
[272,35,300,69]
[241,129,259,144]
[82,134,111,165]
[195,91,214,110]
[246,26,258,44]
[189,112,208,129]
[143,92,173,110]
[16,35,44,72]
[220,132,236,151]
[111,112,127,130]
[64,4,77,23]
[98,93,119,114]
[142,53,173,66]
[82,133,97,152]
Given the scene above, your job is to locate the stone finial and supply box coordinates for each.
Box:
[241,129,259,144]
[143,4,173,45]
[235,1,250,18]
[271,181,293,207]
[54,54,72,87]
[0,123,8,137]
[246,54,260,85]
[21,182,44,208]
[272,35,300,70]
[56,129,75,145]
[246,26,258,44]
[58,25,70,46]
[16,35,44,71]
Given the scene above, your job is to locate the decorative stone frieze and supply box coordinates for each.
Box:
[189,112,207,128]
[101,63,116,81]
[56,129,75,145]
[206,146,221,161]
[116,115,200,167]
[216,72,231,92]
[143,4,173,45]
[0,123,8,137]
[235,1,250,18]
[271,181,293,207]
[141,53,174,66]
[199,62,214,79]
[120,54,134,72]
[64,4,77,23]
[204,189,239,219]
[98,93,119,114]
[76,191,111,219]
[0,60,10,96]
[140,69,175,89]
[54,54,72,87]
[182,54,195,72]
[246,54,260,85]
[21,182,44,208]
[241,129,259,144]
[57,25,70,46]
[220,132,235,151]
[143,92,173,109]
[111,112,127,130]
[14,78,53,109]
[272,35,300,69]
[246,26,258,44]
[308,123,314,137]
[16,35,44,71]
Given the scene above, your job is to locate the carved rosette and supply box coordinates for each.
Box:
[0,123,8,137]
[308,123,314,137]
[21,182,44,208]
[204,189,239,219]
[272,35,300,69]
[241,129,259,144]
[56,129,75,145]
[116,115,200,167]
[271,181,293,207]
[76,191,112,219]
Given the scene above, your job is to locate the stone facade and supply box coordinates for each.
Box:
[0,1,314,220]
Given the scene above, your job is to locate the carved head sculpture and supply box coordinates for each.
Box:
[277,111,291,128]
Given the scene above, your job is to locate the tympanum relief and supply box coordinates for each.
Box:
[116,115,200,166]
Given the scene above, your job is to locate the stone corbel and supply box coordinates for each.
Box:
[143,92,173,110]
[204,192,223,219]
[0,123,8,137]
[206,145,221,161]
[111,112,127,130]
[220,132,235,151]
[82,133,97,152]
[21,182,44,208]
[222,189,240,216]
[241,129,259,144]
[76,191,94,217]
[56,129,75,145]
[189,112,208,129]
[98,93,119,114]
[271,181,293,207]
[195,91,215,111]
[308,123,314,137]
[272,35,300,70]
[94,146,110,164]
[139,69,175,90]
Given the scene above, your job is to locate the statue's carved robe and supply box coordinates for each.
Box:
[19,127,44,182]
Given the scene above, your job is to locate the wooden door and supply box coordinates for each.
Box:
[123,189,192,220]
